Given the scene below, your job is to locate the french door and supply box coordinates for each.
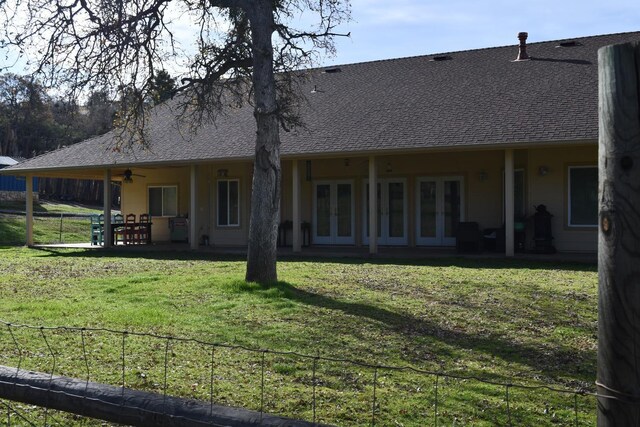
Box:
[362,179,408,246]
[416,176,464,246]
[313,181,355,244]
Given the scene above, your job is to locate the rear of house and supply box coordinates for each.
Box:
[2,31,624,254]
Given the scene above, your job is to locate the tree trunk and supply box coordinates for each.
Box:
[244,1,281,284]
[597,40,640,426]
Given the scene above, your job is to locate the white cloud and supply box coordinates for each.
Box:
[352,0,479,25]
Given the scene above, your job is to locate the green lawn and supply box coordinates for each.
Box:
[0,201,104,245]
[0,247,598,426]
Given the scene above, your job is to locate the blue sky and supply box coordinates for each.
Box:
[323,0,640,66]
[2,0,639,76]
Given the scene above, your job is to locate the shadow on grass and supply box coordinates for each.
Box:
[240,280,594,381]
[0,215,27,245]
[25,246,597,272]
[5,246,595,381]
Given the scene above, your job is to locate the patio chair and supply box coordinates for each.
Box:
[113,213,125,245]
[138,213,150,244]
[90,214,104,246]
[125,213,138,244]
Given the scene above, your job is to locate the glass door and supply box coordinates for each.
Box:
[363,179,407,245]
[416,177,464,246]
[314,183,332,244]
[313,181,354,245]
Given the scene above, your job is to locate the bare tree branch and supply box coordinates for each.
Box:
[1,0,351,282]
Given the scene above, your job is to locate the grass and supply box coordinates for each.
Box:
[0,247,598,426]
[0,201,103,244]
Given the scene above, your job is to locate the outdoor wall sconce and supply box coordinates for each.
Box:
[386,162,392,173]
[538,166,549,176]
[478,170,488,181]
[306,160,312,181]
[217,168,228,177]
[344,158,350,167]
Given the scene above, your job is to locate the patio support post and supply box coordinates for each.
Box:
[292,160,301,252]
[504,149,515,256]
[190,165,198,250]
[103,169,112,248]
[369,156,378,254]
[25,174,33,246]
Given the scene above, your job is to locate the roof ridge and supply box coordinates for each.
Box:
[316,30,640,69]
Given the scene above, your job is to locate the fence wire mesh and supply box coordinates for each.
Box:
[0,211,94,245]
[0,320,601,426]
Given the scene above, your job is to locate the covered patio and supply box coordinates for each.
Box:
[16,148,527,257]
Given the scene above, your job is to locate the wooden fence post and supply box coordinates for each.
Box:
[597,40,640,425]
[0,365,332,427]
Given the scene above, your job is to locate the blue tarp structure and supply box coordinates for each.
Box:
[0,156,38,192]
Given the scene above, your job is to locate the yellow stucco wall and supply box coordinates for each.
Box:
[121,166,190,242]
[527,145,598,252]
[121,144,597,252]
[120,163,252,245]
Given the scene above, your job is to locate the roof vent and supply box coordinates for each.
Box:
[514,32,530,61]
[323,67,342,73]
[556,40,580,48]
[430,55,452,62]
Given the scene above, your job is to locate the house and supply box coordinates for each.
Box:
[3,31,634,254]
[0,156,38,202]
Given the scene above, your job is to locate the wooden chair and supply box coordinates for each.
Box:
[112,213,125,245]
[125,213,138,244]
[137,213,150,244]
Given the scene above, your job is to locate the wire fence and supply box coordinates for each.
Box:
[0,319,601,426]
[0,210,96,245]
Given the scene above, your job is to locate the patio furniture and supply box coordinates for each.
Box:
[138,213,150,244]
[533,205,556,253]
[169,217,189,242]
[278,220,312,247]
[125,213,138,244]
[112,213,125,245]
[90,214,104,246]
[456,221,482,253]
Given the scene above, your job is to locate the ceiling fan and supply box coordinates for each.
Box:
[120,168,146,184]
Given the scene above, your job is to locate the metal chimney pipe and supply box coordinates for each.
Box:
[516,32,530,61]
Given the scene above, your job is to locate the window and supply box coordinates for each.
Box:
[568,166,598,227]
[148,186,177,217]
[218,179,240,226]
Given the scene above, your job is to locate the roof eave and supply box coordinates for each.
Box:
[0,138,597,176]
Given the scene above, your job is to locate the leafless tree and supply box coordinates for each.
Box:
[0,0,350,283]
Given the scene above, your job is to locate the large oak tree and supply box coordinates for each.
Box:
[1,0,350,283]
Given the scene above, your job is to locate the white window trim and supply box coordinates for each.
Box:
[217,178,240,227]
[148,185,178,218]
[568,165,598,228]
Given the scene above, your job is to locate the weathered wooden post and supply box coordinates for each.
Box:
[598,41,640,425]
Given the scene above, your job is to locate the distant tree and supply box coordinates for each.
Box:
[84,90,116,137]
[51,98,86,144]
[150,70,177,105]
[0,73,57,157]
[2,0,350,283]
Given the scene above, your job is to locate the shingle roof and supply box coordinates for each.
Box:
[6,31,640,174]
[0,156,19,166]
